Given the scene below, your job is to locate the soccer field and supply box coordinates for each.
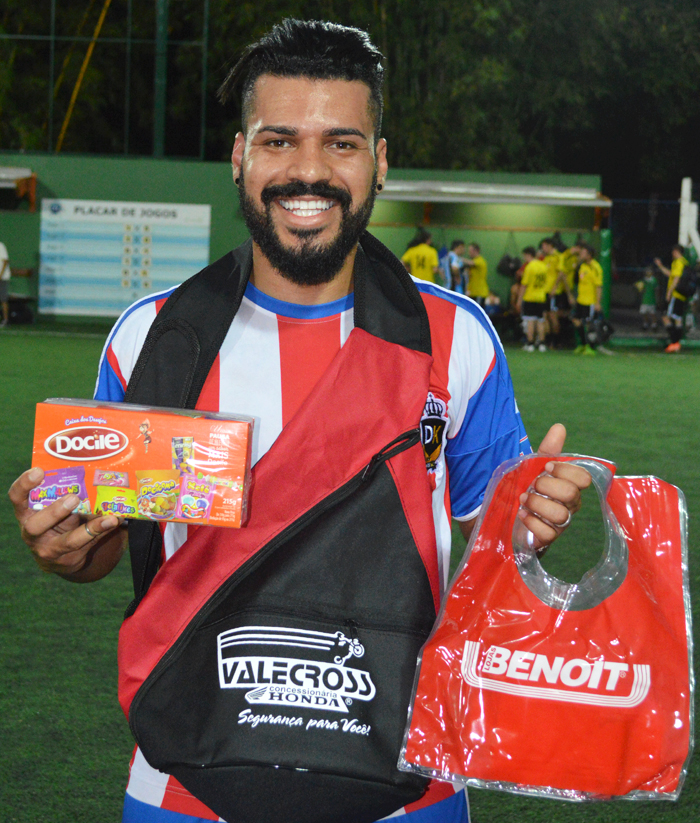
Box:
[1,330,698,823]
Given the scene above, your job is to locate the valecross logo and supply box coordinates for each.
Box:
[462,641,651,707]
[44,427,128,461]
[217,626,376,714]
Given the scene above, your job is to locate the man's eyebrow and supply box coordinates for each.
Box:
[255,125,298,136]
[324,127,368,140]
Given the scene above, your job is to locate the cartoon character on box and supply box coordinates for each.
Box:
[137,419,153,453]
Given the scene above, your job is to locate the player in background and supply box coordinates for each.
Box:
[464,243,489,306]
[401,229,440,283]
[654,245,689,353]
[517,247,548,352]
[556,242,581,343]
[634,267,659,331]
[540,237,564,348]
[572,244,603,355]
[446,239,467,293]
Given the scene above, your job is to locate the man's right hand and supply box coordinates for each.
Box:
[8,467,127,582]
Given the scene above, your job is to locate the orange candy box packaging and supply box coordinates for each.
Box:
[31,399,254,528]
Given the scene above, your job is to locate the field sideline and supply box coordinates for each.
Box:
[1,329,698,823]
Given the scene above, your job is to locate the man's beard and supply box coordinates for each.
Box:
[238,171,377,287]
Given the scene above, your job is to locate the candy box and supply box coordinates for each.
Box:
[31,399,254,528]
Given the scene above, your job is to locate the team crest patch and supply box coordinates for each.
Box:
[421,393,448,471]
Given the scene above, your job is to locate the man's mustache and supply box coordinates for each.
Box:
[260,182,352,210]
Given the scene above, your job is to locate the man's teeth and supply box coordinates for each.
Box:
[278,199,334,216]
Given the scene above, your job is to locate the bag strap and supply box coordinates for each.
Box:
[124,241,252,408]
[124,232,431,612]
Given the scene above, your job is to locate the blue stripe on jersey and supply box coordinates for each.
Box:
[94,357,127,403]
[446,347,531,518]
[123,794,217,823]
[400,790,469,822]
[244,281,354,319]
[122,789,469,823]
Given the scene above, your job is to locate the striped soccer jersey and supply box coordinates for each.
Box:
[95,275,531,822]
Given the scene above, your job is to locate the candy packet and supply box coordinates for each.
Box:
[176,475,215,522]
[135,470,180,520]
[28,467,91,515]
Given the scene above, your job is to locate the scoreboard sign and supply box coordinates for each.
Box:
[39,199,211,317]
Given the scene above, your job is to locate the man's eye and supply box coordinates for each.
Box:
[266,139,291,148]
[331,141,356,150]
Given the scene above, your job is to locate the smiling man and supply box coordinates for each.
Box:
[10,19,589,823]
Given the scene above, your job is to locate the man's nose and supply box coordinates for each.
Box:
[286,142,332,183]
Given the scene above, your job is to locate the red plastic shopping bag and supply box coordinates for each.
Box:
[400,455,693,801]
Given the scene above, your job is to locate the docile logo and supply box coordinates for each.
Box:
[44,427,129,461]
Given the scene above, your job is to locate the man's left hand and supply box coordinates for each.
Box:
[518,423,591,552]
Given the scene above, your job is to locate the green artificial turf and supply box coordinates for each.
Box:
[1,330,698,822]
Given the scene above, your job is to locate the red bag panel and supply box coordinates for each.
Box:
[119,328,438,717]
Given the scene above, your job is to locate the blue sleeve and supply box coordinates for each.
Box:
[93,344,126,402]
[446,347,531,520]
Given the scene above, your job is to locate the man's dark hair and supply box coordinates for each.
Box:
[522,246,537,257]
[672,243,685,255]
[218,19,385,143]
[451,239,465,250]
[468,242,481,253]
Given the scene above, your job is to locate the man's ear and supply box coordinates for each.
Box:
[375,137,388,189]
[231,132,245,182]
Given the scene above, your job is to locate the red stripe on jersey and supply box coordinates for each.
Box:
[443,462,452,522]
[162,776,219,819]
[107,346,127,393]
[420,293,457,397]
[404,779,456,812]
[155,296,168,314]
[277,315,342,426]
[480,352,497,387]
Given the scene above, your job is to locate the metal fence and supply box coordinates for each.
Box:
[609,198,680,311]
[0,0,210,158]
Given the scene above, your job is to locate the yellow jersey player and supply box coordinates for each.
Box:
[572,244,603,355]
[465,243,489,306]
[540,237,565,347]
[654,245,689,353]
[517,247,549,352]
[401,229,440,283]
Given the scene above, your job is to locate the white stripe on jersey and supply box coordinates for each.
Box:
[125,748,169,807]
[217,295,284,466]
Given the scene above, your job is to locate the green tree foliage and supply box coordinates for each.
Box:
[1,0,699,194]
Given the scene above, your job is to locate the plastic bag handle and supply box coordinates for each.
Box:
[514,458,628,612]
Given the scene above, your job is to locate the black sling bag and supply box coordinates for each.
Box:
[119,232,440,823]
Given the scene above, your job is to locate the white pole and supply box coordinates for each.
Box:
[678,177,693,247]
[687,203,700,257]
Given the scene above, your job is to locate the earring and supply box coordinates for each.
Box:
[376,183,383,192]
[234,177,240,186]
